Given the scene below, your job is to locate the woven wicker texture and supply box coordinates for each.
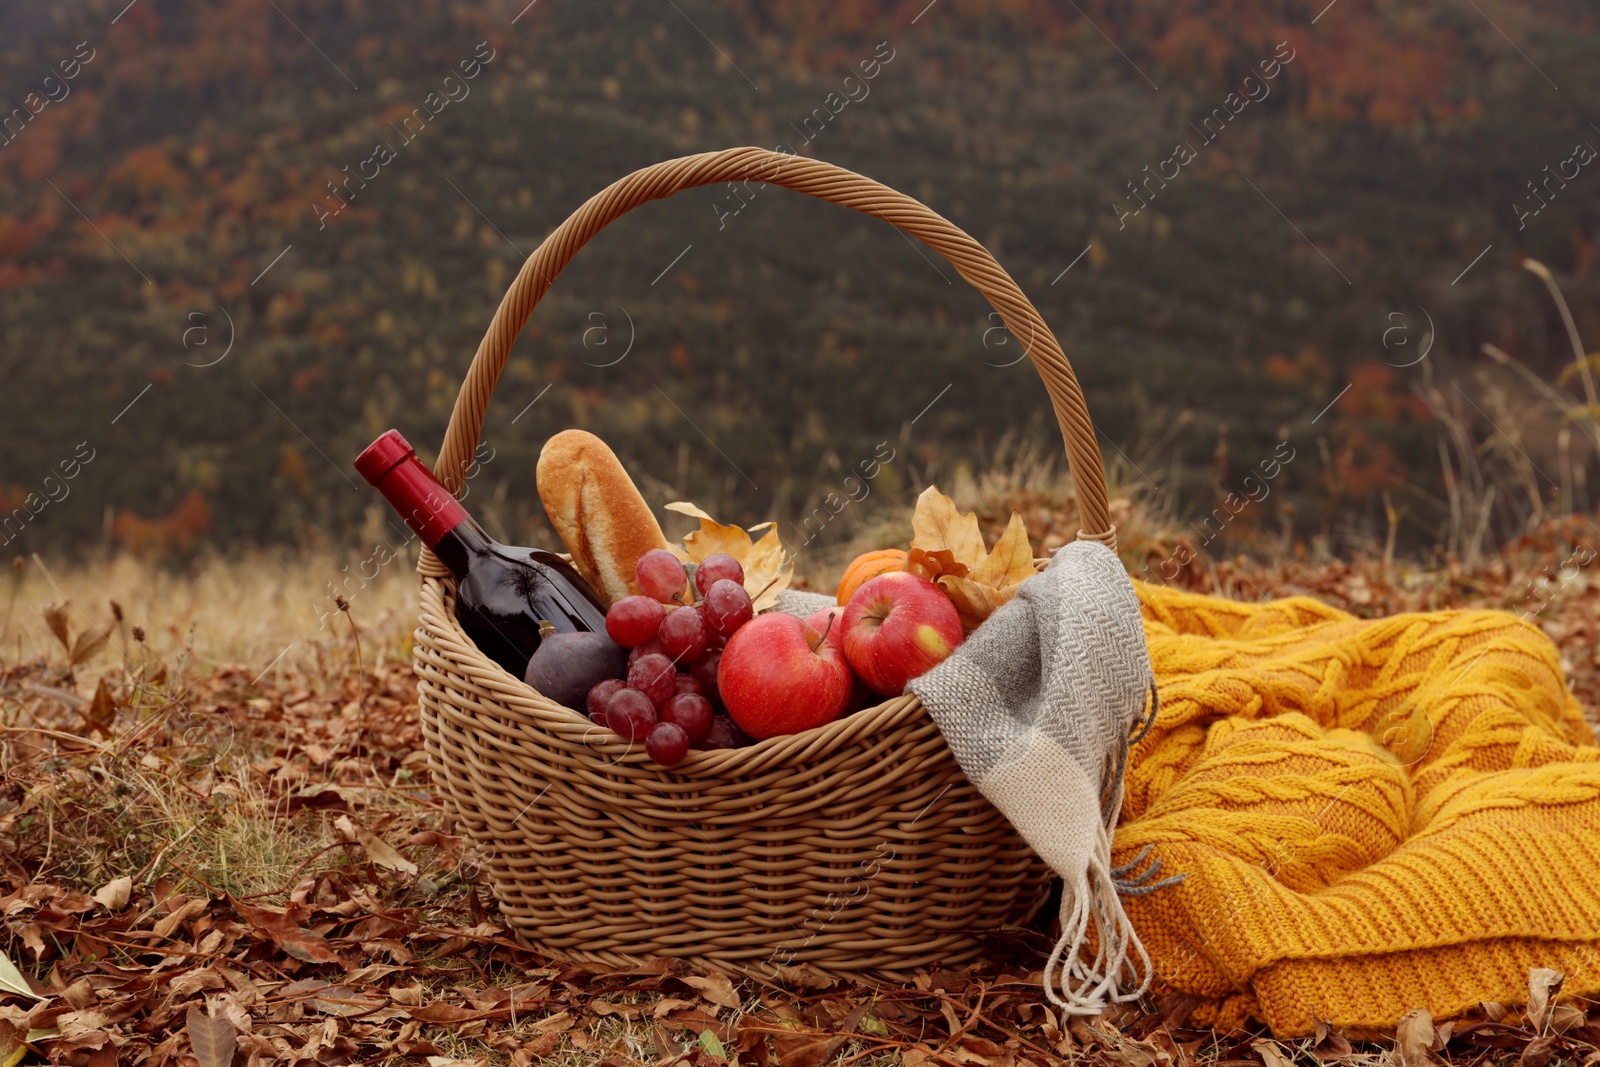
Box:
[413,147,1112,978]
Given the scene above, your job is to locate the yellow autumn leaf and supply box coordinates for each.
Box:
[968,511,1036,589]
[909,487,985,565]
[935,575,1016,634]
[909,486,1038,631]
[663,502,793,611]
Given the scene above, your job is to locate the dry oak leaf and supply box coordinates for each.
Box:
[908,486,1037,632]
[665,501,793,611]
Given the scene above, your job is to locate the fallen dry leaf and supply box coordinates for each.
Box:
[1253,1039,1296,1067]
[0,1021,23,1067]
[1397,1009,1439,1067]
[152,897,208,939]
[665,501,793,611]
[1547,1004,1586,1033]
[13,926,43,963]
[1519,1035,1558,1067]
[766,1028,847,1067]
[680,972,741,1011]
[650,997,697,1018]
[83,678,116,736]
[90,877,131,912]
[1313,1017,1355,1060]
[529,1010,574,1034]
[0,952,41,1002]
[1526,968,1564,1032]
[239,905,341,964]
[185,1004,236,1067]
[336,814,419,876]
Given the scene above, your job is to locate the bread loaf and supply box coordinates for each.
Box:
[537,430,671,606]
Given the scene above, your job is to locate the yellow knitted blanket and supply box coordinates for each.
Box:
[1118,581,1600,1038]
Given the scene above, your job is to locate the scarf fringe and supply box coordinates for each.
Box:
[1042,819,1154,1014]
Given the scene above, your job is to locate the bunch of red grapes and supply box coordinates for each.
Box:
[588,550,757,766]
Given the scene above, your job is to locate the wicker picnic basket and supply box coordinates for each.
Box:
[412,147,1117,981]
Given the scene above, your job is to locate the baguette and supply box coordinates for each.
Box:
[537,430,671,606]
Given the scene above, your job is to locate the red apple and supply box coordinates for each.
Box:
[804,607,845,650]
[841,571,964,696]
[809,606,877,713]
[718,611,853,740]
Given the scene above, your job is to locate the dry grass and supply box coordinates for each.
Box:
[1,548,418,684]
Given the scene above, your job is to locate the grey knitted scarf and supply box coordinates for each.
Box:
[908,540,1164,1014]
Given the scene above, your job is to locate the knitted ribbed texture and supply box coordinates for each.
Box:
[1119,582,1600,1038]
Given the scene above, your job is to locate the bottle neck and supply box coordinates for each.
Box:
[432,516,492,576]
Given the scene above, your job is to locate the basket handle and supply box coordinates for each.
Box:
[430,146,1113,550]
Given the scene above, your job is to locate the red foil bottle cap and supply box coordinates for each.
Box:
[354,428,414,486]
[353,429,470,548]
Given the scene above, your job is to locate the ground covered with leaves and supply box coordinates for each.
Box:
[2,526,1599,1066]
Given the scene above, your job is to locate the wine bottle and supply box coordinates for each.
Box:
[354,429,608,678]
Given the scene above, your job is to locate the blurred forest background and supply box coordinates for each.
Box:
[2,0,1599,569]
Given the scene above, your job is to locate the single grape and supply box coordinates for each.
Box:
[694,602,725,644]
[673,672,705,698]
[627,652,677,709]
[606,595,665,647]
[606,688,657,742]
[636,549,690,604]
[694,553,745,596]
[690,649,723,709]
[703,579,754,638]
[646,721,690,766]
[661,692,714,743]
[658,605,712,664]
[586,678,627,724]
[627,636,665,669]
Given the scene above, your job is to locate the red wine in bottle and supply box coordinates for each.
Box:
[354,429,608,678]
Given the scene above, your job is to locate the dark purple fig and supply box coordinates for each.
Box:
[525,631,628,711]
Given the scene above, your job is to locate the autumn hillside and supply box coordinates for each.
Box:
[2,0,1599,567]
